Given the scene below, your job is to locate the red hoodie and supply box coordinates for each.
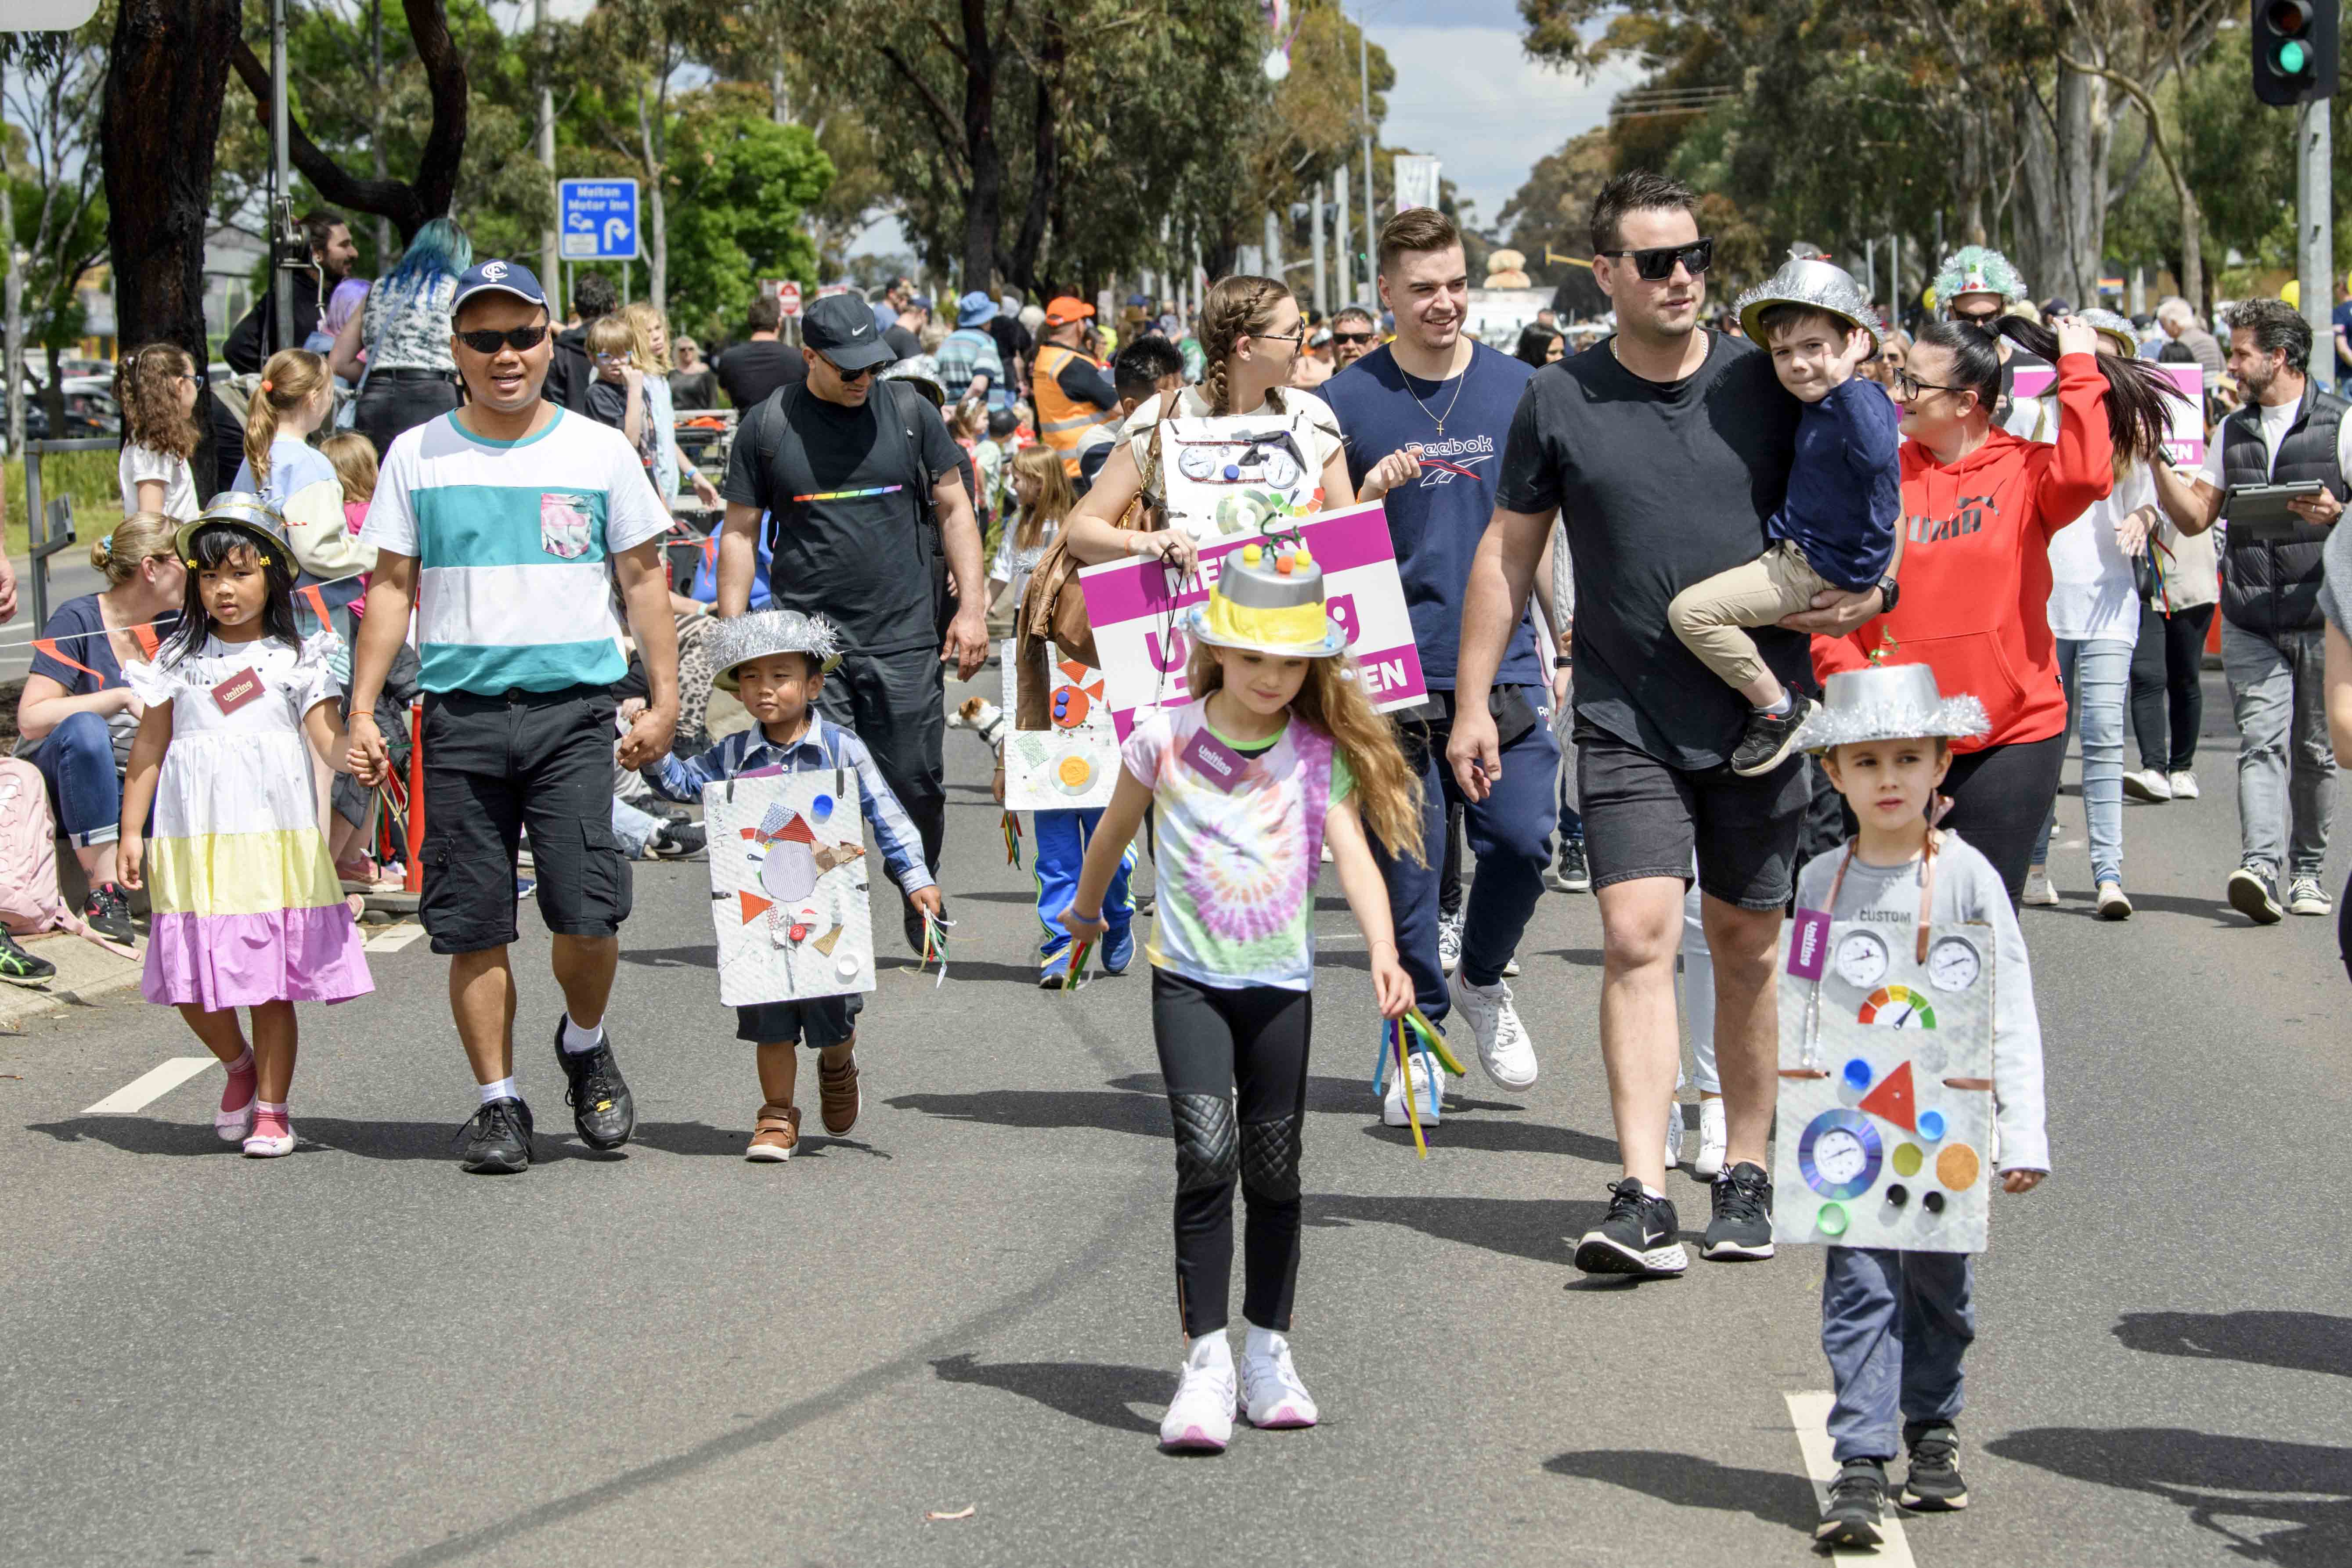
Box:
[1814,352,2115,752]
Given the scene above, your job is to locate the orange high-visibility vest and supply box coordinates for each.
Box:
[1032,342,1110,476]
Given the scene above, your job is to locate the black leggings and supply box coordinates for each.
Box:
[1940,734,2067,905]
[2128,602,2215,773]
[1151,970,1312,1337]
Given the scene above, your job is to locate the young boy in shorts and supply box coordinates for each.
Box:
[1789,665,2049,1547]
[642,610,940,1160]
[1668,256,1901,776]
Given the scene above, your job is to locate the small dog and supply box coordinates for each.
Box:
[951,695,1010,755]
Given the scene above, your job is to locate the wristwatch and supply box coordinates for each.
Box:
[1876,574,1901,615]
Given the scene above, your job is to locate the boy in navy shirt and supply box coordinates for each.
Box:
[1667,258,1900,776]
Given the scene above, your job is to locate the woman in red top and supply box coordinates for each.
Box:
[1815,313,2180,900]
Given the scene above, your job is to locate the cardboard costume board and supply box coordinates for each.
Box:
[703,771,876,1006]
[2009,361,2204,465]
[1001,654,1119,811]
[1157,412,1327,541]
[1078,501,1427,739]
[1773,919,1996,1254]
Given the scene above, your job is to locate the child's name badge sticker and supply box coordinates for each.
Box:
[1787,907,1831,980]
[1179,726,1248,792]
[211,667,265,715]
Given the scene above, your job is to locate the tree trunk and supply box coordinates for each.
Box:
[636,78,667,312]
[958,0,1002,295]
[2,177,22,458]
[371,0,393,266]
[101,0,239,474]
[1006,13,1063,297]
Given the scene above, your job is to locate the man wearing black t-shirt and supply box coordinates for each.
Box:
[715,294,806,411]
[1452,173,1885,1279]
[716,292,988,951]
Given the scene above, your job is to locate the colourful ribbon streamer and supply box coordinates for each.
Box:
[1063,938,1093,992]
[1392,1021,1427,1158]
[919,911,953,988]
[1419,456,1484,481]
[1002,811,1022,867]
[1405,1008,1467,1077]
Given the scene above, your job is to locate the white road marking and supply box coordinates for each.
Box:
[1786,1390,1917,1565]
[364,922,428,952]
[83,1056,217,1115]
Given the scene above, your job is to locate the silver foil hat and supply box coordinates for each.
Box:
[1791,665,1990,753]
[708,609,844,688]
[1733,259,1883,353]
[2078,307,2138,354]
[181,491,295,565]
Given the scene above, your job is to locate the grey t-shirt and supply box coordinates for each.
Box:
[1794,832,2049,1173]
[2320,508,2352,638]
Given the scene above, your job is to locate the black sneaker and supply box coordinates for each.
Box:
[458,1097,535,1174]
[648,820,707,860]
[83,882,134,946]
[1900,1421,1970,1511]
[2227,865,2284,925]
[1703,1160,1777,1260]
[1730,691,1815,776]
[1573,1177,1689,1277]
[1816,1458,1887,1547]
[0,929,56,988]
[554,1020,636,1150]
[1547,836,1591,894]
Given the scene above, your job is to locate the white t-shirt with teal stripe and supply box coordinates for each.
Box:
[361,408,671,694]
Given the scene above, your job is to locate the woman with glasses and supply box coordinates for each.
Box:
[328,216,472,459]
[1814,301,2185,903]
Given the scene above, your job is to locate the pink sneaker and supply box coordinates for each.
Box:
[216,1058,258,1143]
[243,1107,295,1158]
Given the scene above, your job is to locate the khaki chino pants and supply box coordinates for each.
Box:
[1667,541,1836,692]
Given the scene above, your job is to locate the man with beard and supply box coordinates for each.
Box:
[1328,305,1378,372]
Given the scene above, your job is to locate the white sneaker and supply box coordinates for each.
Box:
[1436,912,1463,975]
[2121,768,2172,802]
[1501,952,1521,978]
[2022,865,2059,907]
[1239,1330,1319,1429]
[1694,1096,1728,1179]
[1450,971,1537,1089]
[1159,1336,1237,1452]
[2167,770,2199,800]
[1664,1098,1684,1170]
[2288,877,2333,917]
[1381,1048,1442,1128]
[2096,880,2133,921]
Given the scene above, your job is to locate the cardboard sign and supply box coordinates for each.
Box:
[1157,413,1328,541]
[210,667,265,715]
[1077,501,1426,739]
[2008,361,2204,466]
[703,771,875,1006]
[1773,919,1997,1254]
[1002,656,1120,812]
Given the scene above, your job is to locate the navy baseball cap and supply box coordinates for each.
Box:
[803,292,895,372]
[451,259,548,315]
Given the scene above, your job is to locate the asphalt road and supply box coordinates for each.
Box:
[2,670,2346,1568]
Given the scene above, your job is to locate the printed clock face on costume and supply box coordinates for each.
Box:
[1859,984,1937,1029]
[1926,934,1982,992]
[1833,929,1890,990]
[1798,1109,1883,1199]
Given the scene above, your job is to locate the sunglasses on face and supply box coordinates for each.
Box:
[456,324,550,354]
[1597,238,1713,281]
[819,354,879,382]
[1330,331,1375,346]
[1948,307,2002,327]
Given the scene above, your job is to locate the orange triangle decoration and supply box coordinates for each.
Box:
[1857,1059,1917,1132]
[739,891,773,924]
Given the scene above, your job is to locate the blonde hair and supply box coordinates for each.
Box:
[1198,274,1293,417]
[318,430,379,505]
[244,348,330,488]
[1010,443,1074,551]
[91,511,180,585]
[116,342,201,462]
[920,320,949,355]
[1184,640,1425,863]
[586,314,637,361]
[620,300,673,374]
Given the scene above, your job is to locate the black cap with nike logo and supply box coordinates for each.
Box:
[801,292,897,372]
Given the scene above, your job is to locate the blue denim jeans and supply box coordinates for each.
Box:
[1034,807,1133,962]
[611,794,665,859]
[23,710,121,847]
[1823,1245,1974,1461]
[2033,637,2131,887]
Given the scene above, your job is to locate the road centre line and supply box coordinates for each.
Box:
[1785,1390,1917,1565]
[83,1057,217,1115]
[364,922,429,952]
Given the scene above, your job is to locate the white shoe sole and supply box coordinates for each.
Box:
[1701,1236,1776,1261]
[1245,1400,1318,1429]
[1451,973,1537,1090]
[2121,773,2170,803]
[2168,776,2199,799]
[2096,887,2133,921]
[1159,1423,1231,1452]
[2289,897,2333,917]
[746,1142,794,1162]
[242,1132,295,1157]
[1573,1233,1689,1277]
[2228,870,2283,925]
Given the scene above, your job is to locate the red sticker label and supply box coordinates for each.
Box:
[211,667,265,714]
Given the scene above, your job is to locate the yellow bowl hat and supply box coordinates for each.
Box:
[1184,534,1347,658]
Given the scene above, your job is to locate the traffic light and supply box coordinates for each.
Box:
[2252,0,2339,106]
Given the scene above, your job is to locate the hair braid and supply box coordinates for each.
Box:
[1197,274,1290,416]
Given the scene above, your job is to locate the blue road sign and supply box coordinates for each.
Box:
[558,179,640,261]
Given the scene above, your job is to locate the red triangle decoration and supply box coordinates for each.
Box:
[739,891,773,924]
[1857,1059,1918,1132]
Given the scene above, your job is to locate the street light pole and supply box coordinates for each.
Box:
[537,0,560,316]
[2296,95,2334,384]
[271,0,295,353]
[1359,11,1375,303]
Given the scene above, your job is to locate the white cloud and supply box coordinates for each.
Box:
[1365,23,1643,232]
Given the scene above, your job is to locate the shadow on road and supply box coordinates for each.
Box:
[1358,1115,1623,1164]
[1986,1427,2352,1565]
[1542,1449,1819,1534]
[1303,1192,1607,1267]
[2113,1311,2352,1380]
[930,1352,1164,1434]
[885,1086,1169,1137]
[24,1115,782,1161]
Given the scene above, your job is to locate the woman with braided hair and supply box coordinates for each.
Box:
[1060,274,1352,575]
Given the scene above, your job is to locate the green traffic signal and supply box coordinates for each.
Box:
[2277,38,2311,72]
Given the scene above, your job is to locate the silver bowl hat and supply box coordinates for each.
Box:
[180,491,296,567]
[1183,534,1349,658]
[1732,258,1883,353]
[1932,244,2027,307]
[1789,664,1990,754]
[2077,306,2139,356]
[707,609,845,689]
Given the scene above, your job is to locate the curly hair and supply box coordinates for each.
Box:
[1183,640,1425,864]
[1197,274,1293,418]
[116,342,201,463]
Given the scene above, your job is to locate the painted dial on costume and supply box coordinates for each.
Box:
[1833,929,1890,990]
[1926,935,1982,992]
[1177,445,1221,481]
[1259,448,1303,490]
[1859,984,1937,1030]
[1798,1109,1883,1200]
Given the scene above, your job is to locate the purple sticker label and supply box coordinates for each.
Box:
[1179,726,1248,792]
[1787,908,1830,979]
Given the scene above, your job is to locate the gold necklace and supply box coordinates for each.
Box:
[1403,342,1472,438]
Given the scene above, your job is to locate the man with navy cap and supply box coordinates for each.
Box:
[714,290,988,955]
[346,258,682,1175]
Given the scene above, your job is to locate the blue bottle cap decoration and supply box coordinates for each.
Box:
[1223,464,1241,480]
[1917,1108,1946,1142]
[1843,1058,1872,1090]
[810,794,834,821]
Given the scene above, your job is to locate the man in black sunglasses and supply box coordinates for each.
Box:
[1454,171,1888,1280]
[1329,305,1378,371]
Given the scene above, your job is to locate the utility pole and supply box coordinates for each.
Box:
[1334,161,1353,304]
[537,0,560,315]
[270,0,295,352]
[2,173,22,459]
[1310,179,1328,317]
[1358,11,1376,300]
[2296,95,2334,384]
